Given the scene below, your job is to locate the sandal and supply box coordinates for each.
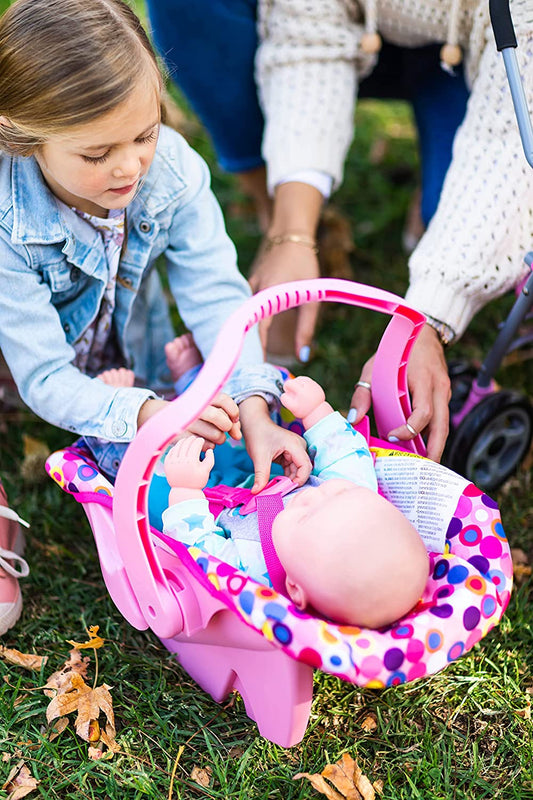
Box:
[0,484,30,636]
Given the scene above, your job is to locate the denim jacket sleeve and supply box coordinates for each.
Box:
[0,226,155,441]
[155,133,283,405]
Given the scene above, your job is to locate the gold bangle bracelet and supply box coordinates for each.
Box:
[424,314,456,347]
[264,233,318,254]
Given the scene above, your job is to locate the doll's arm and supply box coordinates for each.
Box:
[306,412,378,491]
[162,437,253,572]
[280,376,334,430]
[164,435,215,505]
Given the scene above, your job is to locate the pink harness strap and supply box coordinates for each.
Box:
[204,475,296,518]
[256,493,287,595]
[204,476,296,596]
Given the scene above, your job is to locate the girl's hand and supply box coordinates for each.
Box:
[238,396,312,492]
[186,392,241,447]
[137,392,241,449]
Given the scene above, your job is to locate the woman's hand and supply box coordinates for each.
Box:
[249,242,320,360]
[238,395,312,492]
[349,324,451,462]
[248,180,324,362]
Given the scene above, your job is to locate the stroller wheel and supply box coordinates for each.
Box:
[444,390,533,493]
[447,360,478,417]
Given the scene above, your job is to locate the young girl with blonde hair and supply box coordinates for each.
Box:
[0,0,311,632]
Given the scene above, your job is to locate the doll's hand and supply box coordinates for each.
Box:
[281,377,334,430]
[186,392,241,447]
[165,436,215,491]
[281,377,325,418]
[239,396,312,492]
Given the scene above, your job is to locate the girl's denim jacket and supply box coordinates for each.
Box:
[0,125,282,475]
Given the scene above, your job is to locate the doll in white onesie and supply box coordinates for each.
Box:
[162,376,429,629]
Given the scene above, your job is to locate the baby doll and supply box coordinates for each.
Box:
[162,376,429,629]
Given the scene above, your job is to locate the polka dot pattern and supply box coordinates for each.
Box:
[46,447,513,688]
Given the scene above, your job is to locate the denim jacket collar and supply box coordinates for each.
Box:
[12,156,69,245]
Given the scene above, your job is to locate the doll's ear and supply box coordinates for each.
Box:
[285,577,308,610]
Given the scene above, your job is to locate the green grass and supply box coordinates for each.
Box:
[1,0,533,798]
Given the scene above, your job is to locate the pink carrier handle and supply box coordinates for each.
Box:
[113,278,426,638]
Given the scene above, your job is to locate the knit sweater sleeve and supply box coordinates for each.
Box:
[256,0,372,193]
[405,15,533,339]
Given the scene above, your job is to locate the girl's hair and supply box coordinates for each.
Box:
[0,0,164,156]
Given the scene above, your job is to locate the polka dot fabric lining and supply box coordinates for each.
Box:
[46,447,512,688]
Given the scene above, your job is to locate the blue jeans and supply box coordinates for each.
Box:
[146,0,469,223]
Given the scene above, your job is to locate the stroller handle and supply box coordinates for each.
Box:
[490,0,533,168]
[114,278,426,638]
[489,0,517,50]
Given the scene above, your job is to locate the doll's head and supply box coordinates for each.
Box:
[272,479,429,628]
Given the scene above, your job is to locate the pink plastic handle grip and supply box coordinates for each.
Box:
[113,278,426,638]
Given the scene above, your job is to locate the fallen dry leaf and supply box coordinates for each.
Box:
[2,760,39,799]
[295,753,376,800]
[99,726,120,754]
[44,649,91,698]
[294,771,345,800]
[46,673,114,740]
[88,743,105,761]
[515,703,531,720]
[20,434,50,484]
[511,548,531,586]
[191,765,213,788]
[66,625,105,651]
[0,648,47,672]
[360,714,378,733]
[47,717,69,742]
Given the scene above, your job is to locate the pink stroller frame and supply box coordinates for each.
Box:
[46,279,512,747]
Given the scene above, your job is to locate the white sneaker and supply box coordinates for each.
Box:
[0,485,30,636]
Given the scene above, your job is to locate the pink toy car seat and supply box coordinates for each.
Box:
[46,279,512,747]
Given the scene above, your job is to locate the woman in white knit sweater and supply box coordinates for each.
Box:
[254,0,532,462]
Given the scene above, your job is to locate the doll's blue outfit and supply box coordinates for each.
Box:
[0,125,281,477]
[162,411,377,585]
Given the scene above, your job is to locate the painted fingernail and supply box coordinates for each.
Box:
[299,345,310,363]
[388,435,400,443]
[347,408,357,424]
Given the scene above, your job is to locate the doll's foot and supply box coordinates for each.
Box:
[165,333,203,382]
[97,367,135,387]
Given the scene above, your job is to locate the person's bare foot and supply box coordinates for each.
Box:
[165,333,203,382]
[97,367,135,387]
